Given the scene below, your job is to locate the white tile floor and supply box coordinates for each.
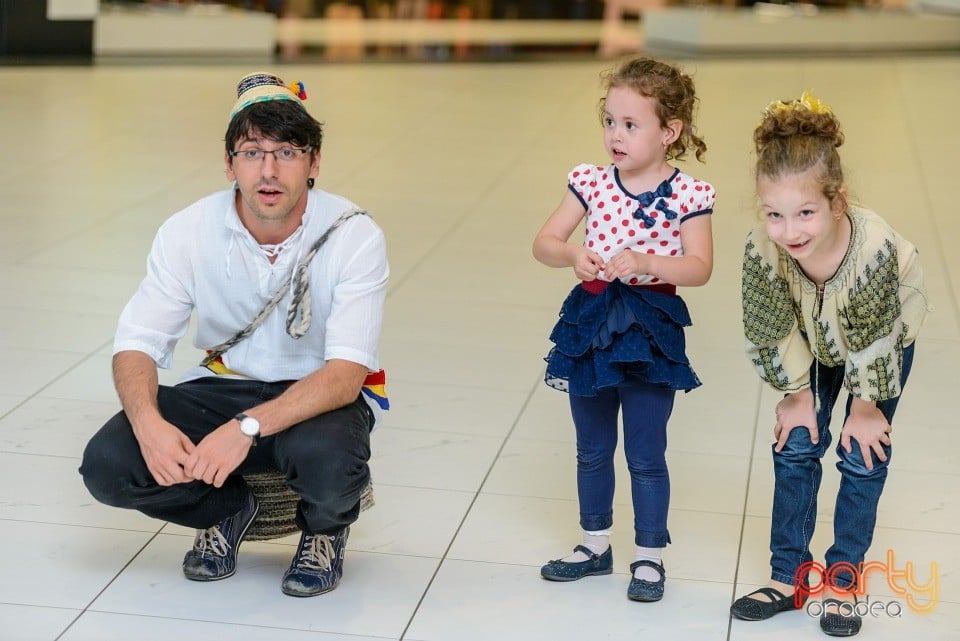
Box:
[0,54,958,640]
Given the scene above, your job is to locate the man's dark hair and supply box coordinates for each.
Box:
[224,100,323,157]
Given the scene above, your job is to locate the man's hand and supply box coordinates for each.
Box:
[774,388,818,452]
[133,419,196,486]
[840,399,892,471]
[184,421,253,488]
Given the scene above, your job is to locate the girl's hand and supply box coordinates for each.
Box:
[603,248,648,281]
[840,399,892,471]
[773,388,818,452]
[573,247,605,281]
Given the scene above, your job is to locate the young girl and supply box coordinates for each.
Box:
[731,93,927,637]
[532,57,715,602]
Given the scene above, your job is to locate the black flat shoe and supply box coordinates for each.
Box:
[730,587,802,621]
[820,598,862,637]
[627,559,665,602]
[540,545,613,582]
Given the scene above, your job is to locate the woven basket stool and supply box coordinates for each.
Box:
[242,471,375,541]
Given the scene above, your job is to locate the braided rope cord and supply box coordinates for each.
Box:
[200,208,368,367]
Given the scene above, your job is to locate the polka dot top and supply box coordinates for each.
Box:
[568,163,716,286]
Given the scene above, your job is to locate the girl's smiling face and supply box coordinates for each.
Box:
[758,166,848,269]
[602,86,678,178]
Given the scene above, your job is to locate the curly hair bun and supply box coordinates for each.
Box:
[754,91,843,155]
[753,91,846,206]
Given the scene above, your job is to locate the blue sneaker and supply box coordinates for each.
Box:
[627,559,666,601]
[182,490,259,581]
[540,545,613,581]
[281,526,350,597]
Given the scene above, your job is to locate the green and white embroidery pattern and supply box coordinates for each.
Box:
[866,353,898,401]
[845,239,901,354]
[742,241,796,345]
[742,206,927,403]
[814,318,843,367]
[742,240,796,388]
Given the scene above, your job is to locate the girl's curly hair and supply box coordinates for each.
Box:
[600,57,707,163]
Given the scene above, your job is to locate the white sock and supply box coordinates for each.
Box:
[562,530,611,562]
[633,546,663,581]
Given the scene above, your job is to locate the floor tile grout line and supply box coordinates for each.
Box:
[383,110,563,300]
[0,329,121,621]
[0,518,166,535]
[11,174,209,268]
[727,378,764,641]
[54,528,165,641]
[65,605,400,640]
[397,368,544,641]
[895,61,960,330]
[0,451,82,461]
[429,555,740,582]
[0,338,114,423]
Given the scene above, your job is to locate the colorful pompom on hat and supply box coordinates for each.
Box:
[229,71,308,120]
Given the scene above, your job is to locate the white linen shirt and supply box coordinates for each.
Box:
[114,187,388,384]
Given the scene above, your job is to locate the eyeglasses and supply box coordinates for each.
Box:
[229,146,313,163]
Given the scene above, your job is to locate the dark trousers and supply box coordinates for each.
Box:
[769,342,915,588]
[80,377,373,536]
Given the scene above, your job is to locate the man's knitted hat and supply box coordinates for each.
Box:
[229,71,308,120]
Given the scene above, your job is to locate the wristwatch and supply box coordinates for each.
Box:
[235,412,261,446]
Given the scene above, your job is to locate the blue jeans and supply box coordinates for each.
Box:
[570,377,675,547]
[769,342,915,588]
[80,377,373,535]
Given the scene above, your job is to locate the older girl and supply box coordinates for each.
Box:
[731,93,928,637]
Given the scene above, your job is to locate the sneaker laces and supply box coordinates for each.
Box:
[295,534,335,571]
[192,526,230,558]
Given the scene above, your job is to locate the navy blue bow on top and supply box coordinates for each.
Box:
[635,210,656,229]
[636,180,673,208]
[655,199,678,220]
[633,180,675,228]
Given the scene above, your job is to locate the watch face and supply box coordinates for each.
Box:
[239,416,260,436]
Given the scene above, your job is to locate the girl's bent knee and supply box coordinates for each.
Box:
[773,430,822,460]
[836,446,889,478]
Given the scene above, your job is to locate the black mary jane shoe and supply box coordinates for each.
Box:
[627,559,666,602]
[820,598,862,637]
[730,586,803,621]
[540,545,613,582]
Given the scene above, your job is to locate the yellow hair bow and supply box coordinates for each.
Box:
[764,90,832,118]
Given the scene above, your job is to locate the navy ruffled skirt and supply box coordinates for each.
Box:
[544,280,701,396]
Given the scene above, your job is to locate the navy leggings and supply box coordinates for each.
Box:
[570,376,675,547]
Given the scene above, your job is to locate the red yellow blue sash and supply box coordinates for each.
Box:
[203,352,388,410]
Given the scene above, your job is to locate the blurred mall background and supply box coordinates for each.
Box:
[2,0,958,61]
